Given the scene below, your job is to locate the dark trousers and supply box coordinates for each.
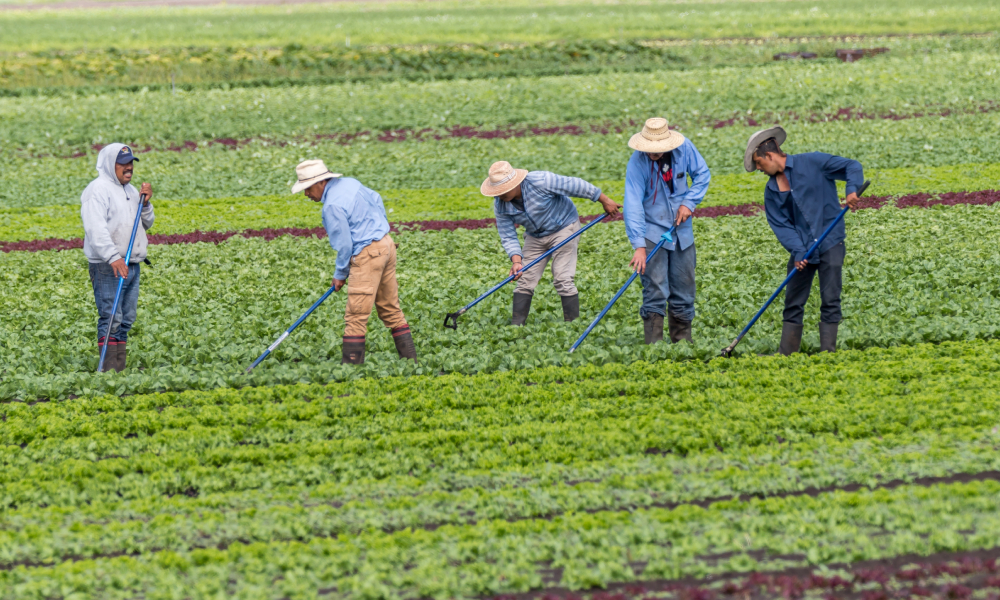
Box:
[89,261,141,342]
[783,242,844,325]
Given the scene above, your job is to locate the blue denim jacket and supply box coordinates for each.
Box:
[494,171,602,258]
[321,177,391,280]
[763,153,864,263]
[623,139,711,251]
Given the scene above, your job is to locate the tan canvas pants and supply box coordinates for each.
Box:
[514,220,580,296]
[343,234,408,338]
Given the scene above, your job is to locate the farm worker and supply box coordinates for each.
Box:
[744,125,864,354]
[292,159,416,365]
[81,143,154,373]
[623,117,711,344]
[480,161,621,325]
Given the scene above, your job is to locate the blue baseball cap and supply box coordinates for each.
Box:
[115,145,139,165]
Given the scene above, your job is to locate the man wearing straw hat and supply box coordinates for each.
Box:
[744,126,864,354]
[292,159,417,365]
[481,161,622,325]
[624,117,711,344]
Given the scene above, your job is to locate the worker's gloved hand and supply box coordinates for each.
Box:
[598,193,622,217]
[110,258,129,279]
[674,205,693,225]
[845,192,860,210]
[332,278,346,291]
[509,258,524,280]
[630,247,647,275]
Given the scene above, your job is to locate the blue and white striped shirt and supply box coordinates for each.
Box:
[493,171,602,258]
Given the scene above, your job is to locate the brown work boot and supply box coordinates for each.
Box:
[511,293,532,326]
[341,336,366,365]
[643,314,664,345]
[560,294,580,322]
[114,340,127,373]
[819,321,839,353]
[668,314,692,343]
[778,322,803,356]
[97,337,113,372]
[391,325,418,362]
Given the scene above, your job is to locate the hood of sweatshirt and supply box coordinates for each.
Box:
[96,143,128,185]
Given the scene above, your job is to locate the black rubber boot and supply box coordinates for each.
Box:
[114,341,126,373]
[778,322,804,356]
[97,337,113,372]
[391,326,418,362]
[819,321,839,353]
[341,336,366,365]
[511,293,532,326]
[667,314,693,344]
[643,314,664,345]
[560,294,580,322]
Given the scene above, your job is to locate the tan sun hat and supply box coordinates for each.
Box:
[628,118,686,154]
[291,159,342,194]
[744,126,787,172]
[480,161,529,197]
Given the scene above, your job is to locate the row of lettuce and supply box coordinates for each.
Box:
[3,206,1000,401]
[3,339,1000,597]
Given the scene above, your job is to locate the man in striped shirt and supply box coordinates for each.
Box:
[481,161,621,325]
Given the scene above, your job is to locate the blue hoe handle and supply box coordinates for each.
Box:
[97,194,147,373]
[444,213,610,329]
[569,225,677,353]
[720,180,870,357]
[245,285,338,373]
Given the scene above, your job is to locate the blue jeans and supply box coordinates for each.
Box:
[639,240,696,322]
[89,261,140,342]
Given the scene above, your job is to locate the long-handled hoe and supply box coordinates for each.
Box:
[444,213,611,330]
[569,225,677,353]
[245,286,339,373]
[720,180,871,358]
[97,194,147,373]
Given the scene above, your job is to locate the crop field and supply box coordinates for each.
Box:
[2,0,1000,598]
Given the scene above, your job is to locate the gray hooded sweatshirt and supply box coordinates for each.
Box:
[81,143,155,264]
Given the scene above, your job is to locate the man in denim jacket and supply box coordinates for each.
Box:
[745,126,864,354]
[624,118,711,344]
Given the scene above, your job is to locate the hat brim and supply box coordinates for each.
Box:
[628,130,686,154]
[481,168,528,197]
[744,126,787,172]
[291,172,341,194]
[115,155,139,164]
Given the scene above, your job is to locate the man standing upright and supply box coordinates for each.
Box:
[293,159,416,365]
[745,126,864,354]
[481,161,620,325]
[624,118,711,344]
[81,143,154,372]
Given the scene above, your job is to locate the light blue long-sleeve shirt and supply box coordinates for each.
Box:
[493,171,602,258]
[623,139,711,251]
[320,177,391,280]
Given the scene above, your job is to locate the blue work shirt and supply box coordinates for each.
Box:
[623,139,711,251]
[763,153,864,263]
[320,177,391,280]
[493,171,602,258]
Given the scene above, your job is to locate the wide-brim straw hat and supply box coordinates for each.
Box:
[628,118,686,153]
[744,126,787,172]
[291,159,342,194]
[481,161,529,197]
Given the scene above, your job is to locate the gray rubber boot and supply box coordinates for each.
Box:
[667,314,693,344]
[560,294,580,322]
[819,321,839,353]
[778,322,804,356]
[391,326,418,362]
[114,341,127,373]
[643,314,664,345]
[511,293,533,326]
[341,337,366,365]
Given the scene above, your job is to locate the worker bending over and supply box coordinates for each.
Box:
[623,118,711,344]
[293,160,416,365]
[745,126,864,354]
[481,161,620,325]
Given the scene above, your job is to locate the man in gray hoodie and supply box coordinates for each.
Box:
[81,144,154,372]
